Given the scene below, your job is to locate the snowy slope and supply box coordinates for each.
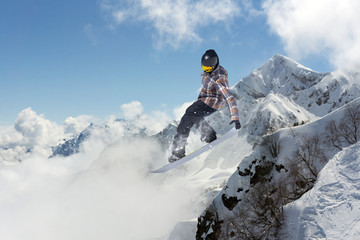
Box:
[195,98,360,238]
[279,141,360,240]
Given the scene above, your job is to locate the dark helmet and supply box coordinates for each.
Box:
[201,49,219,73]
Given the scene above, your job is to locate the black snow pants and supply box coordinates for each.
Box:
[171,100,217,154]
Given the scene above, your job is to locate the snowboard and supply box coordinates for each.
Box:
[150,127,239,173]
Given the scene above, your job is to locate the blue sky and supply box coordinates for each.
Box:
[1,0,358,126]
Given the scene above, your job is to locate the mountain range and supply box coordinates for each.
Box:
[55,54,360,239]
[1,54,359,239]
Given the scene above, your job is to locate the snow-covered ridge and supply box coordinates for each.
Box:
[233,54,360,116]
[195,93,360,238]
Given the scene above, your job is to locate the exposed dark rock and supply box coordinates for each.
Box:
[221,194,241,211]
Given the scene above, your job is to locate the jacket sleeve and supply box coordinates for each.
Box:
[215,79,240,121]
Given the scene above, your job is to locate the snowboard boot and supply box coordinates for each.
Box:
[198,120,217,144]
[201,133,217,143]
[168,147,186,163]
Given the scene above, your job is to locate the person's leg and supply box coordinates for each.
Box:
[170,100,216,160]
[198,119,217,143]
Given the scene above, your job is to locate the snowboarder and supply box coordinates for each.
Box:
[168,49,241,163]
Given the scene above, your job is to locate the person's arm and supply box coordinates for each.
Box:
[215,78,240,122]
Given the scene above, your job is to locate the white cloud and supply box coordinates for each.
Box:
[0,102,173,164]
[14,108,64,147]
[121,100,144,119]
[64,115,95,135]
[263,0,360,69]
[101,0,241,48]
[0,108,67,163]
[0,109,97,164]
[121,101,171,133]
[173,101,193,121]
[0,112,199,240]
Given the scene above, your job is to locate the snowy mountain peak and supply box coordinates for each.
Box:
[234,55,327,99]
[232,55,360,118]
[268,54,313,72]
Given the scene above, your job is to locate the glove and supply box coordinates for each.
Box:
[230,120,241,130]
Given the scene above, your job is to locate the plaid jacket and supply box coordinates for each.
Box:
[198,65,240,121]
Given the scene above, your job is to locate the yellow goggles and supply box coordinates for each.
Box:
[202,65,214,73]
